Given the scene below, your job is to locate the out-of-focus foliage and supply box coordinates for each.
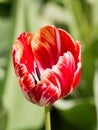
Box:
[0,0,98,130]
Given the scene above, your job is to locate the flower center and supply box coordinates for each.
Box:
[32,61,41,84]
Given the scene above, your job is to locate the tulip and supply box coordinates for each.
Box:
[12,25,81,106]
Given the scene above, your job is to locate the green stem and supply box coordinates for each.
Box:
[45,106,51,130]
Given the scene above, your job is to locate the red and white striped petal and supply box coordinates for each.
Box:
[25,51,75,106]
[12,33,34,74]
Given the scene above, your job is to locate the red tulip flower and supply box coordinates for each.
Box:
[12,25,81,106]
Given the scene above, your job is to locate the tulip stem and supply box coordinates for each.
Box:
[45,106,51,130]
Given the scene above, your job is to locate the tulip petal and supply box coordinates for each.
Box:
[31,25,61,73]
[26,51,75,106]
[12,32,34,74]
[58,29,81,89]
[71,41,81,89]
[58,28,76,56]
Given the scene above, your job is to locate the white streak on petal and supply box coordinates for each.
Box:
[13,41,23,64]
[52,67,61,96]
[54,76,61,96]
[39,95,48,106]
[39,84,49,105]
[74,62,81,76]
[39,83,58,106]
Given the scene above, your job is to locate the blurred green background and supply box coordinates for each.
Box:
[0,0,98,130]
